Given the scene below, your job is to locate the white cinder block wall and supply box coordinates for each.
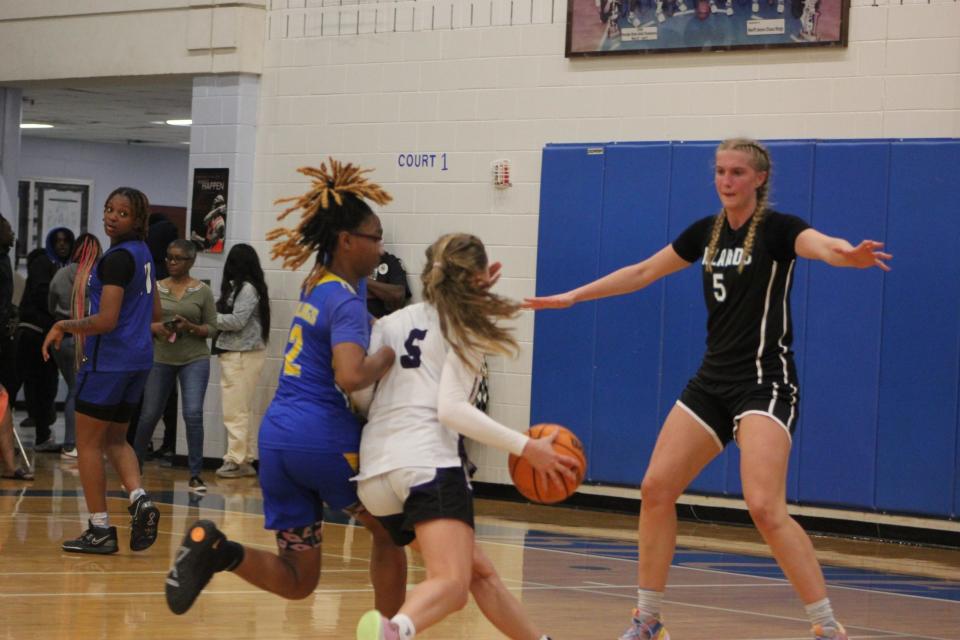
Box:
[245,0,959,485]
[187,74,263,461]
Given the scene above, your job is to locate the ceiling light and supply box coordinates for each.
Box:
[21,123,53,129]
[165,119,192,126]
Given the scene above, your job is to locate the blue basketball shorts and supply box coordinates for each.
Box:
[75,368,151,423]
[259,447,361,532]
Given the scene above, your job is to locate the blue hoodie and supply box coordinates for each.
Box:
[18,226,76,332]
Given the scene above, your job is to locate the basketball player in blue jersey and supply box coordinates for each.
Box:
[526,139,892,640]
[164,159,406,618]
[42,187,162,555]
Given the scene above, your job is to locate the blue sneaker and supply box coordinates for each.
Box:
[619,609,669,640]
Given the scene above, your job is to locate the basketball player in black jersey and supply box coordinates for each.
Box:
[526,138,891,640]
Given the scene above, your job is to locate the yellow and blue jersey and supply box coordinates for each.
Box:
[259,273,369,454]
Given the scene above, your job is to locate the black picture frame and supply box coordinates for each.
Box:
[565,0,849,57]
[189,168,229,254]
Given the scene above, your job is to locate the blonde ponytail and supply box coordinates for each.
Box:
[421,234,520,372]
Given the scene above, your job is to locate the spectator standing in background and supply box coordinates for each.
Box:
[126,213,181,453]
[134,239,216,494]
[18,226,75,451]
[214,243,270,479]
[48,233,103,459]
[366,251,410,319]
[0,215,16,401]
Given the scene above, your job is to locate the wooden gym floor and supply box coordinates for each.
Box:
[2,425,958,639]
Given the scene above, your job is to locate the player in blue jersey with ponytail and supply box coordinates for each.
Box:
[43,187,162,555]
[164,159,407,618]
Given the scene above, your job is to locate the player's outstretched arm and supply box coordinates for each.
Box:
[523,244,690,310]
[436,349,577,487]
[795,229,892,271]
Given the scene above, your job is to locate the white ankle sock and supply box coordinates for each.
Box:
[129,488,146,503]
[805,597,837,629]
[391,613,415,639]
[90,512,109,528]
[636,588,664,620]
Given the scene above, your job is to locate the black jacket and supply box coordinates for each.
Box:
[147,214,179,280]
[18,227,75,332]
[0,249,12,337]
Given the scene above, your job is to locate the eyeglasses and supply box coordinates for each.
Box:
[350,232,384,246]
[165,255,192,263]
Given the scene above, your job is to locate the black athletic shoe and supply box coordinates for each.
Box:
[62,521,119,554]
[128,494,160,551]
[165,520,224,615]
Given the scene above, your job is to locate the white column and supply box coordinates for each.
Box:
[0,88,22,225]
[186,73,261,461]
[189,74,259,249]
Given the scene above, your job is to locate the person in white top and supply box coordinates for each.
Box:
[354,233,578,640]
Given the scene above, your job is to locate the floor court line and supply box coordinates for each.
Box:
[479,537,960,606]
[0,568,369,576]
[20,503,960,607]
[565,585,950,640]
[7,488,956,639]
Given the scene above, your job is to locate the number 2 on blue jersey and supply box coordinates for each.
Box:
[283,324,304,376]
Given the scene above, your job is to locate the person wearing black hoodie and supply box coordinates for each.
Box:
[17,226,75,451]
[0,215,16,395]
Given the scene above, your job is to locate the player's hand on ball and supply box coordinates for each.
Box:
[522,431,579,491]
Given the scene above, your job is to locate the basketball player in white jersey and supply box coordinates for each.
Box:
[526,138,891,640]
[354,233,578,640]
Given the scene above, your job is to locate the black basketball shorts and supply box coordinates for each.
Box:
[357,466,475,547]
[677,374,800,448]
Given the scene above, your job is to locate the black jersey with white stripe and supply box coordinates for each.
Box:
[672,210,810,383]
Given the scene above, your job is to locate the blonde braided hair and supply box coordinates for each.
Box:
[421,234,520,373]
[704,138,772,274]
[267,158,392,293]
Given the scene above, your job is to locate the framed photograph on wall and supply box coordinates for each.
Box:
[566,0,849,57]
[189,168,228,254]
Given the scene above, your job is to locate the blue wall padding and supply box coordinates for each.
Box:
[875,141,960,517]
[530,145,605,469]
[590,144,672,484]
[798,141,889,508]
[531,138,960,518]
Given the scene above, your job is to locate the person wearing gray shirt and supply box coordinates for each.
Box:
[214,243,270,479]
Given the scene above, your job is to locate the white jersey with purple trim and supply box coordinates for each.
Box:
[356,303,463,479]
[356,302,529,480]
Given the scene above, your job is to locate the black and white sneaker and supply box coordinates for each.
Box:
[128,494,160,551]
[188,476,207,493]
[165,520,224,615]
[62,521,119,554]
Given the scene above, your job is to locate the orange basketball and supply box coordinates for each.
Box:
[508,423,586,504]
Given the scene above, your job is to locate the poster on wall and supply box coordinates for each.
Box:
[189,168,229,254]
[566,0,849,56]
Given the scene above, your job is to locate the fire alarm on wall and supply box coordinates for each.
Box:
[492,159,511,188]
